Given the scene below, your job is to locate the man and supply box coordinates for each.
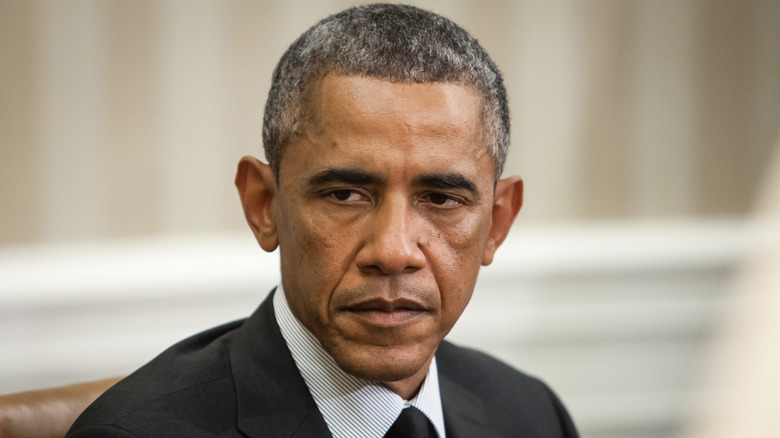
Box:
[68,4,577,437]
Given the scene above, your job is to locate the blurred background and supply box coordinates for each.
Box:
[1,1,779,437]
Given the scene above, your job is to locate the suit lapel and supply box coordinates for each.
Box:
[438,362,504,438]
[229,291,332,438]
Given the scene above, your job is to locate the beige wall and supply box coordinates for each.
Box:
[2,0,779,245]
[680,132,780,438]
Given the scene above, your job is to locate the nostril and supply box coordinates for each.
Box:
[360,264,383,274]
[355,240,426,275]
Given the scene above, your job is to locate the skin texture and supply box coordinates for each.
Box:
[236,75,523,399]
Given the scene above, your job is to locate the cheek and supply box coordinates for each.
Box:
[281,203,350,268]
[430,210,492,322]
[435,208,492,266]
[278,204,357,314]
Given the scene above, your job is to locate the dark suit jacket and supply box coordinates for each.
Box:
[67,291,578,437]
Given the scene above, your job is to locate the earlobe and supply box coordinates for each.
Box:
[482,176,524,266]
[235,156,279,252]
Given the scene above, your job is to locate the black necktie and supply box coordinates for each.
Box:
[384,406,437,438]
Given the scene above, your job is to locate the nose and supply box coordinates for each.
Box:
[355,196,426,275]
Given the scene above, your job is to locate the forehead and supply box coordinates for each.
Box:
[315,74,478,118]
[284,75,494,178]
[308,75,483,133]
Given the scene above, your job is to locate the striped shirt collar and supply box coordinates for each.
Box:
[273,286,447,438]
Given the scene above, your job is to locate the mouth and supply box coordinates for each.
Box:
[341,298,431,328]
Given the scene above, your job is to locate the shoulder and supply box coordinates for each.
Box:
[67,318,246,436]
[437,340,578,437]
[436,339,544,393]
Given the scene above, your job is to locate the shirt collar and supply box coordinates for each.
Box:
[273,285,446,438]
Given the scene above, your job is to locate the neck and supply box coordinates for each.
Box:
[382,355,435,400]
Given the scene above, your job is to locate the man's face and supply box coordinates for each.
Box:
[243,75,518,393]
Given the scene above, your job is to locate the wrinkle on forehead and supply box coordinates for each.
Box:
[304,75,489,160]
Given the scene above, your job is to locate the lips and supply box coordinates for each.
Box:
[341,298,431,327]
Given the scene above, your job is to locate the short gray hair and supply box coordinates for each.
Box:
[263,3,509,180]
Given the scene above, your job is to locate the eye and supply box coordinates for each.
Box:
[332,190,353,201]
[327,189,369,203]
[429,193,450,205]
[424,192,462,207]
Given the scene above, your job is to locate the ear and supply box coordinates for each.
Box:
[235,156,279,252]
[482,176,524,266]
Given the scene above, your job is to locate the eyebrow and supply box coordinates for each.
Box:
[307,168,381,186]
[413,172,479,195]
[307,168,479,195]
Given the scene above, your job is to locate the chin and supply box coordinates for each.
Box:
[331,343,435,383]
